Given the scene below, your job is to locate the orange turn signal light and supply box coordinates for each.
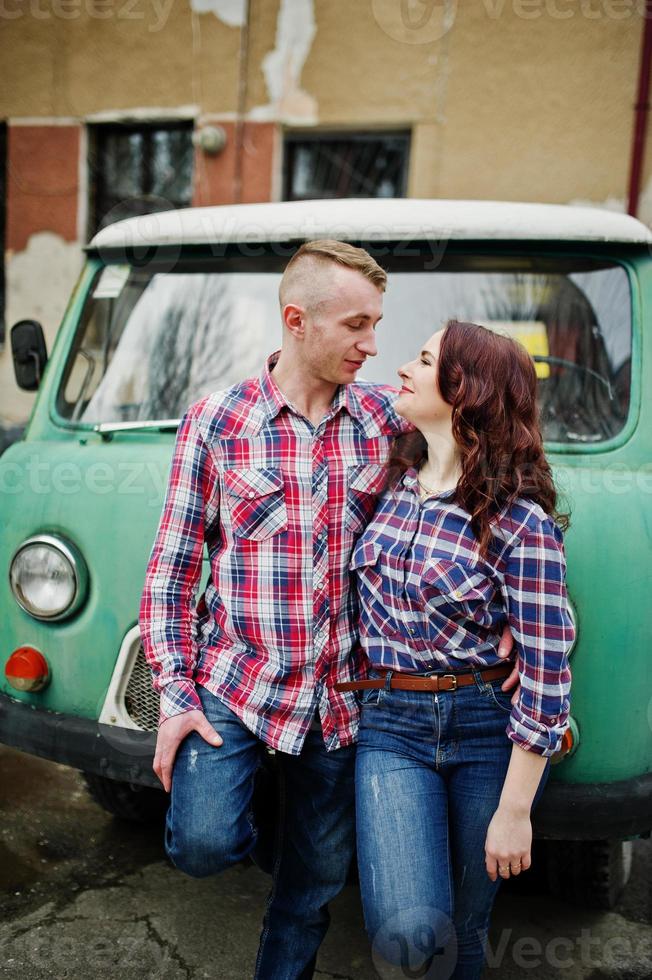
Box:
[5,646,50,692]
[550,718,579,765]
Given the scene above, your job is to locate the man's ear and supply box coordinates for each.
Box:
[283,303,306,339]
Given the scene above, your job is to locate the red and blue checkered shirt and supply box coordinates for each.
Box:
[139,353,408,754]
[352,470,575,756]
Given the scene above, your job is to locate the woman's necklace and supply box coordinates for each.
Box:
[417,475,442,497]
[417,466,461,499]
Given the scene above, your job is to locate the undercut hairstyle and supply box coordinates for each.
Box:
[279,240,387,314]
[386,319,569,557]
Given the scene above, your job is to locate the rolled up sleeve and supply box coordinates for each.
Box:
[502,519,575,757]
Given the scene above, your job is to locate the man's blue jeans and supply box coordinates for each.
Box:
[165,685,356,980]
[355,671,550,980]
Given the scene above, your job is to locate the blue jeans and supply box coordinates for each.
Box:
[165,685,356,980]
[355,670,550,980]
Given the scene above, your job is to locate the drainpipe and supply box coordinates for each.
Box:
[234,0,252,205]
[627,1,652,217]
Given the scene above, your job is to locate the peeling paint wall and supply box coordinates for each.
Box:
[251,0,318,123]
[191,0,247,28]
[2,0,650,422]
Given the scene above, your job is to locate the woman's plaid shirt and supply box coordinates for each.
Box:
[139,354,408,755]
[352,470,575,757]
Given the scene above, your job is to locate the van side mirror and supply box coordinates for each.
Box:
[11,320,48,391]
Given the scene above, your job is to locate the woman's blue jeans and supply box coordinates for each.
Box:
[165,685,356,980]
[355,670,550,980]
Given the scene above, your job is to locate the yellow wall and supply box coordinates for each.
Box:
[2,0,651,424]
[1,1,647,205]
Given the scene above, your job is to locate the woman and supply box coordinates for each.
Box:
[336,320,575,979]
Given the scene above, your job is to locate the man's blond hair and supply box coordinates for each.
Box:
[279,240,387,313]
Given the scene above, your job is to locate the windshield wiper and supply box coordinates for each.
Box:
[93,419,180,440]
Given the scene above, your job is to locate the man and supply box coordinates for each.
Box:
[139,240,515,979]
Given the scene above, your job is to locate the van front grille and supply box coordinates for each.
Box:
[124,644,160,733]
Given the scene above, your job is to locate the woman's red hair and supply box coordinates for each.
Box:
[386,320,569,556]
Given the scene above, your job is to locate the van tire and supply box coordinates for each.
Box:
[544,839,633,910]
[82,772,168,824]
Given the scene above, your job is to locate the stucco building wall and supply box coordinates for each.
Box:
[1,0,650,423]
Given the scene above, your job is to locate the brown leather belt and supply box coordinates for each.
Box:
[333,662,512,693]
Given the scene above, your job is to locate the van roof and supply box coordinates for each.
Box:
[88,198,652,249]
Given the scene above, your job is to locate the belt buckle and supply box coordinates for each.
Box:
[441,673,458,691]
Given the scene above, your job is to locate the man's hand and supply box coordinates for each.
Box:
[496,623,521,704]
[154,709,223,793]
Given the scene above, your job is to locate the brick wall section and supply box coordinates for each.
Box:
[192,122,275,206]
[7,125,80,252]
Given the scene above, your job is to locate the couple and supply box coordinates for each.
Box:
[139,240,574,980]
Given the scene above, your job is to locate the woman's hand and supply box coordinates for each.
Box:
[484,804,532,882]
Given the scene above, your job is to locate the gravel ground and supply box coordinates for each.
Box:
[0,746,650,979]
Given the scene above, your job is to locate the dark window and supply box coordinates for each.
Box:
[0,121,6,345]
[283,131,410,201]
[87,122,194,239]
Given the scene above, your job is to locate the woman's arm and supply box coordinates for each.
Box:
[484,742,548,880]
[484,515,575,880]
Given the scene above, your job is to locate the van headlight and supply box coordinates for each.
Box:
[9,535,88,621]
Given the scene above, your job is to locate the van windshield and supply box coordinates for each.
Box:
[57,252,631,444]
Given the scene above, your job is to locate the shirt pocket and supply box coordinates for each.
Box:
[345,463,386,533]
[350,538,383,572]
[349,538,386,603]
[223,467,288,540]
[420,559,496,625]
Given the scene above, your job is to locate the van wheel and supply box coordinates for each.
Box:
[544,839,633,910]
[82,772,168,824]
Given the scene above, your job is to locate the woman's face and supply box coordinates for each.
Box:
[394,329,452,428]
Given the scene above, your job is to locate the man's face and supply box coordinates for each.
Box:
[300,265,382,385]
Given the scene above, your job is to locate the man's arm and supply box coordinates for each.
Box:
[139,408,223,792]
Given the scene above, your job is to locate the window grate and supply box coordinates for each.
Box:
[88,121,194,239]
[284,131,410,201]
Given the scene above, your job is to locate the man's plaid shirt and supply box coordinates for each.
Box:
[139,353,408,754]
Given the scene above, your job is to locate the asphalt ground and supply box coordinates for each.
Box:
[0,746,650,980]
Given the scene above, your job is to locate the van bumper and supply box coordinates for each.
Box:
[533,771,652,840]
[0,691,159,788]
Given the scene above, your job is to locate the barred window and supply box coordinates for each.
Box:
[88,122,194,238]
[283,132,410,201]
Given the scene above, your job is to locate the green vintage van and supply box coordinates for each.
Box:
[1,199,650,908]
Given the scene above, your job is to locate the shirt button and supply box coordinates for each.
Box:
[248,491,255,499]
[453,590,463,599]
